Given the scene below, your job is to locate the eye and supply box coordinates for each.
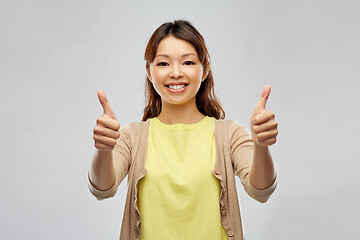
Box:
[157,62,168,66]
[184,61,195,65]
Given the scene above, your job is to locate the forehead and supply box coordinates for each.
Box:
[156,36,198,57]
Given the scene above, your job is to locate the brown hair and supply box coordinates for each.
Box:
[142,20,225,121]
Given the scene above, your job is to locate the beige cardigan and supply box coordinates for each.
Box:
[88,118,277,240]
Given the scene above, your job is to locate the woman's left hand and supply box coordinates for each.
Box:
[250,85,278,147]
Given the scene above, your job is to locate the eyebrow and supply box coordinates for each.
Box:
[155,53,197,58]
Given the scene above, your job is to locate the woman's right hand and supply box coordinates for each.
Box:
[93,90,120,151]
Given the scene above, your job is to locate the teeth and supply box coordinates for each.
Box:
[168,84,186,90]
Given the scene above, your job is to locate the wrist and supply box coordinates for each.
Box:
[254,144,269,154]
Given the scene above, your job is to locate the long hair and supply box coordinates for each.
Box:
[142,20,225,121]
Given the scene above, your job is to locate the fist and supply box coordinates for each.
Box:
[93,90,120,151]
[250,85,278,147]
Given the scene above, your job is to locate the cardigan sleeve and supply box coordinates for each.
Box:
[229,120,277,203]
[88,124,133,200]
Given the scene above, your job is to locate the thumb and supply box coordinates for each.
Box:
[255,85,271,110]
[97,90,117,119]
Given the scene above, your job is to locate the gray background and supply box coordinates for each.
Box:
[1,0,359,239]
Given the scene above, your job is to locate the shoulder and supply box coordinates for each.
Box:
[214,118,249,133]
[121,120,149,130]
[214,118,252,144]
[119,120,150,138]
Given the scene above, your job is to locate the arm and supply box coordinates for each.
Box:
[88,90,126,199]
[230,122,276,203]
[249,145,276,190]
[88,126,132,200]
[230,86,278,203]
[249,85,278,190]
[89,150,116,191]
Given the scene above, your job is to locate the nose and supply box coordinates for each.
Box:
[169,64,184,79]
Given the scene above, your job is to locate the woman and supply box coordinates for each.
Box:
[88,20,278,240]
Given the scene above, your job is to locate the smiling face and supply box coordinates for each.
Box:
[147,35,208,108]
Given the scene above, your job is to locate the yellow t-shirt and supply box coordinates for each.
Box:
[138,116,228,240]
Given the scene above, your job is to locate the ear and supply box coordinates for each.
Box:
[146,63,152,82]
[201,70,209,82]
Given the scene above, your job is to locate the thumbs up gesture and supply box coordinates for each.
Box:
[250,86,278,147]
[93,90,121,151]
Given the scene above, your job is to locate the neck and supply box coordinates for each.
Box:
[157,100,205,125]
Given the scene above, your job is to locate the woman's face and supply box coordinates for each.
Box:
[147,36,207,107]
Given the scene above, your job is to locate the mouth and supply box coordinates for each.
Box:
[165,83,189,91]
